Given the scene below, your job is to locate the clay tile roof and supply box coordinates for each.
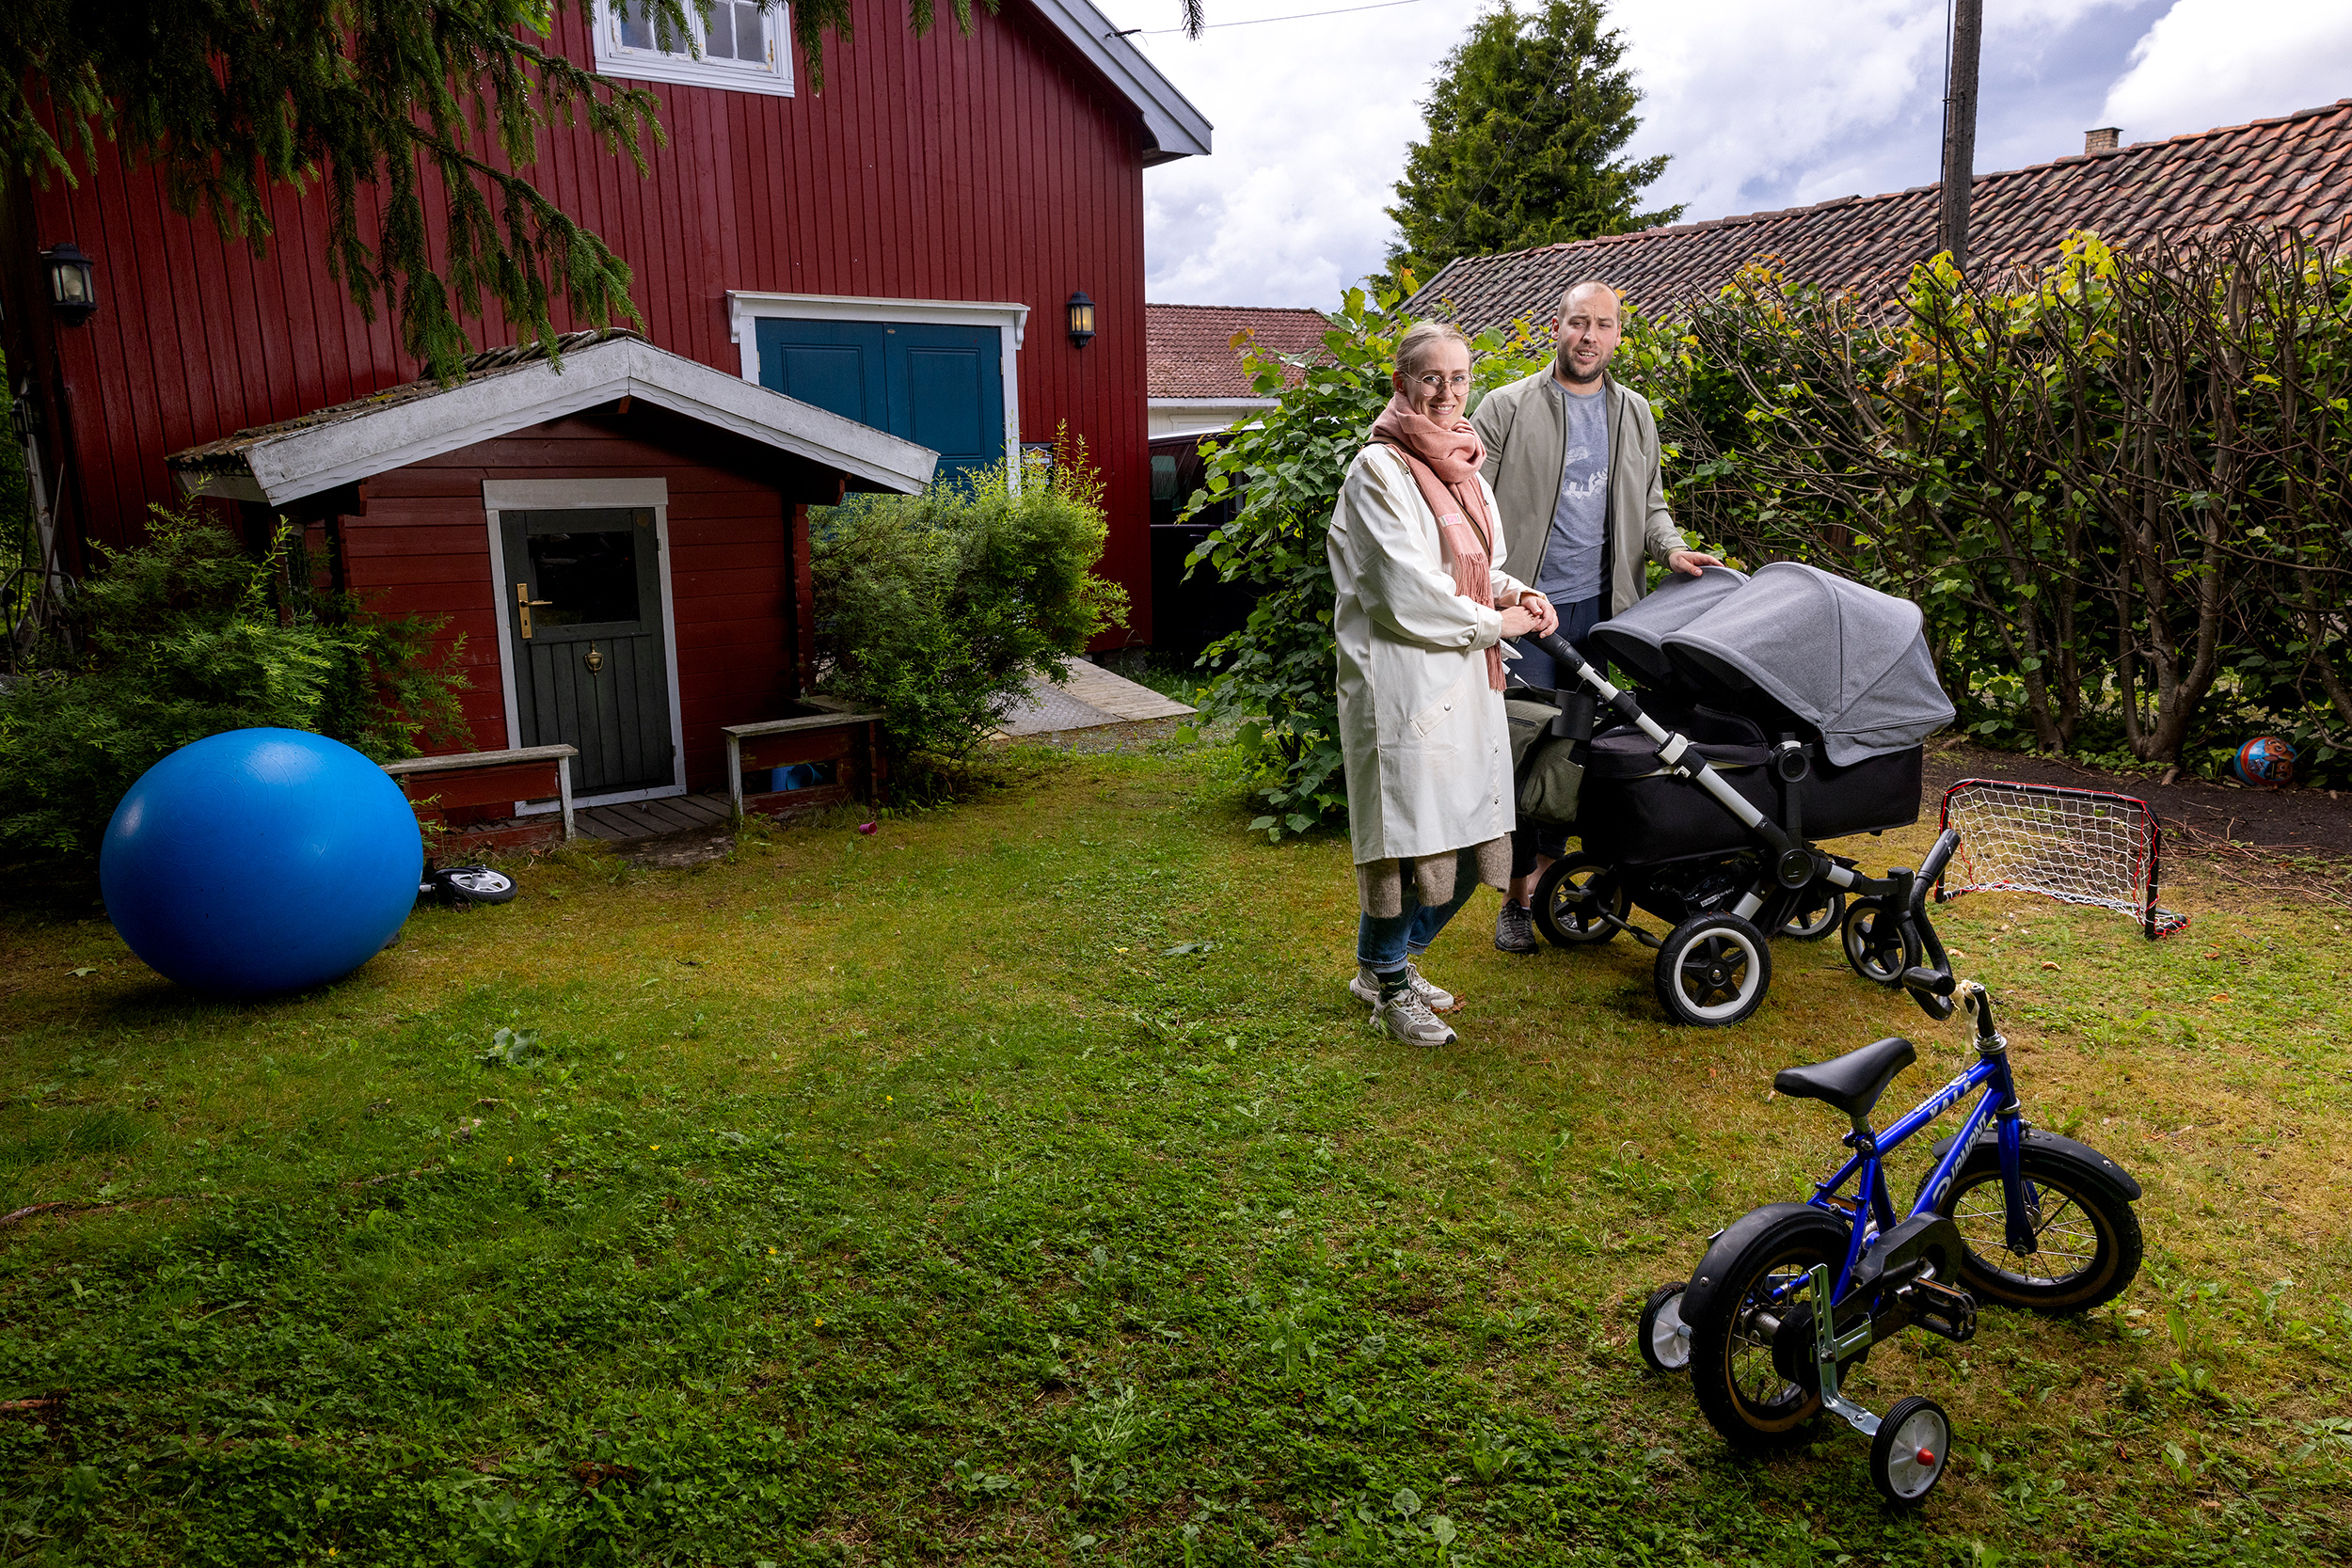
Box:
[1407,98,2352,331]
[1147,304,1331,398]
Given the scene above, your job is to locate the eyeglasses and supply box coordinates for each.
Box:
[1410,372,1471,391]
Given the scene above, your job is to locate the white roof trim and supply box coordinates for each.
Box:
[175,338,938,504]
[1030,0,1212,166]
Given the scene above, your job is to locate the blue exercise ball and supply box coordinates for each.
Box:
[102,728,423,996]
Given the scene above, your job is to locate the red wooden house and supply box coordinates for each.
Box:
[2,0,1208,817]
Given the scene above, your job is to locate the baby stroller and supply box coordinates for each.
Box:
[1510,563,1963,1027]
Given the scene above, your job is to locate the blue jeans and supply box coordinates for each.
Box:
[1358,880,1477,971]
[1503,592,1607,691]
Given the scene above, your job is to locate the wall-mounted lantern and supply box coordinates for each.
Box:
[42,243,97,326]
[1066,291,1095,348]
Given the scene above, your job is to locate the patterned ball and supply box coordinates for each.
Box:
[2232,736,2296,788]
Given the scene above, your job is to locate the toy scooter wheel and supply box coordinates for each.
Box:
[1534,854,1629,947]
[1654,913,1771,1026]
[1637,1282,1692,1372]
[435,866,516,905]
[1840,899,1919,984]
[1869,1395,1951,1506]
[1778,886,1846,941]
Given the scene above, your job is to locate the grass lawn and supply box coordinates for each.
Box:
[3,737,2348,1566]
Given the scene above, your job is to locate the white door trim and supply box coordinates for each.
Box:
[482,478,688,813]
[725,291,1027,476]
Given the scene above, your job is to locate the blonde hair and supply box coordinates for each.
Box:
[1395,320,1470,378]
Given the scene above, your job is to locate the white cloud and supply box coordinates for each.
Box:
[2100,0,2352,142]
[1097,0,2352,310]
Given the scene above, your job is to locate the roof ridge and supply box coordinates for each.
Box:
[1147,302,1331,315]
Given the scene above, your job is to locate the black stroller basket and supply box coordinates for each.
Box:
[1520,588,1961,1028]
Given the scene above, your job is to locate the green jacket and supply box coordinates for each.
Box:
[1469,368,1688,616]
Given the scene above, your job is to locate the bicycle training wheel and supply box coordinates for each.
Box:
[1534,854,1629,947]
[1869,1395,1951,1506]
[1921,1146,2142,1312]
[1638,1282,1692,1373]
[1686,1208,1848,1449]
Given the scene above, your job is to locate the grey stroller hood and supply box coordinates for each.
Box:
[1587,564,1751,686]
[1658,562,1955,766]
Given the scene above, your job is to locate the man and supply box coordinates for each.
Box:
[1470,279,1722,954]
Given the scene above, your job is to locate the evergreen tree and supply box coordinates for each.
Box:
[0,3,1007,381]
[1387,0,1679,284]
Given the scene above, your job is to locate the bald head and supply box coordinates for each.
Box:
[1550,280,1624,389]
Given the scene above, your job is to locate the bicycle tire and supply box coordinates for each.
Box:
[1920,1146,2141,1312]
[1686,1207,1849,1450]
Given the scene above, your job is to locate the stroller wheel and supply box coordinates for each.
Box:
[1655,913,1772,1027]
[1840,898,1920,984]
[1534,855,1629,947]
[1778,886,1846,942]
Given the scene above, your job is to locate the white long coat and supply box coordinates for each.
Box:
[1327,444,1533,866]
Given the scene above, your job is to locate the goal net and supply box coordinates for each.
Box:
[1935,778,2189,940]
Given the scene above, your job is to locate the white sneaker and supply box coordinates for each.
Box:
[1349,962,1457,1013]
[1372,988,1457,1047]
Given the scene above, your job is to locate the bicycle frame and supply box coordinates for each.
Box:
[1802,993,2028,1303]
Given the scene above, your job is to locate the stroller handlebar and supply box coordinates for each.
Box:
[1528,630,1592,680]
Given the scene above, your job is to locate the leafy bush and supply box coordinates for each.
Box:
[810,444,1127,774]
[1654,228,2352,784]
[0,505,469,864]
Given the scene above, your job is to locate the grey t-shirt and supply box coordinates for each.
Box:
[1535,381,1610,600]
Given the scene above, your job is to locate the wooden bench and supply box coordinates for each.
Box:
[383,744,579,853]
[724,702,886,822]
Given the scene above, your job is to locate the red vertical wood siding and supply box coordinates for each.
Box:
[351,409,817,789]
[16,0,1157,641]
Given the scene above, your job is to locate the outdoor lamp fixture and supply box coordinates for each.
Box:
[1066,291,1095,347]
[42,243,97,326]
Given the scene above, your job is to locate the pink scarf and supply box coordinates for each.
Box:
[1370,398,1504,690]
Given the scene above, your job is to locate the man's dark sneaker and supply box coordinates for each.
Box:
[1495,900,1538,954]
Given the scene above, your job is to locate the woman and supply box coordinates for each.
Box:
[1327,321,1559,1046]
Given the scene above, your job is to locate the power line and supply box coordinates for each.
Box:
[1129,0,1440,37]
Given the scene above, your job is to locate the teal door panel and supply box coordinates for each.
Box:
[755,317,1004,486]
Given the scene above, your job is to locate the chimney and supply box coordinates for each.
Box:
[2085,127,2121,154]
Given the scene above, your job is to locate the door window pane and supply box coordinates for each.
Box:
[528,531,640,626]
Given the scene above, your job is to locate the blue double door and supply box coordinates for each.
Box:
[755,318,1004,488]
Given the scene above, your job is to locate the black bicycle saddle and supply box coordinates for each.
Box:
[1773,1036,1917,1119]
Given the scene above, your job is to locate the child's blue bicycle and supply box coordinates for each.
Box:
[1637,981,2144,1505]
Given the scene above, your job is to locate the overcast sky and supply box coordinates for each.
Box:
[1089,0,2352,308]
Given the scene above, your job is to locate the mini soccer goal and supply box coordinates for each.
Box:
[1934,778,2189,940]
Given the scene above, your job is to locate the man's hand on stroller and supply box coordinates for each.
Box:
[1499,593,1559,639]
[1667,549,1724,578]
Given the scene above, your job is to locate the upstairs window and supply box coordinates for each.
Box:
[595,2,793,97]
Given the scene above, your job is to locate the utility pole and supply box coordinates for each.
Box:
[1939,0,1983,275]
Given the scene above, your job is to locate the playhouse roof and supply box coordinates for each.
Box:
[167,330,938,504]
[1406,98,2352,329]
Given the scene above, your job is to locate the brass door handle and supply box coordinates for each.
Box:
[515,582,554,639]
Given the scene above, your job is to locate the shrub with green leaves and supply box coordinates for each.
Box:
[810,449,1128,775]
[0,505,469,865]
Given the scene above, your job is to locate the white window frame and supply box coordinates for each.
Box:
[482,478,690,812]
[591,1,795,98]
[725,291,1029,483]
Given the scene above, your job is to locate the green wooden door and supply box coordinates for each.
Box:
[500,509,675,796]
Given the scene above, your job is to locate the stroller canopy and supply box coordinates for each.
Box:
[1659,562,1955,766]
[1587,564,1750,687]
